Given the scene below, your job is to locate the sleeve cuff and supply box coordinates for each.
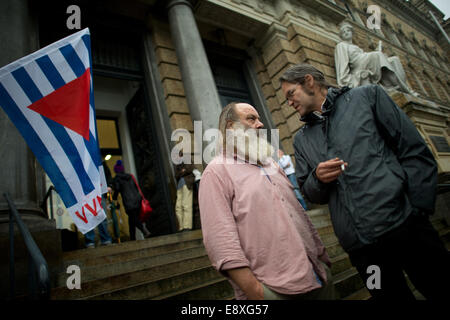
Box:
[217,260,251,278]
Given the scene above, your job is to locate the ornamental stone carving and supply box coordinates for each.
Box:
[334,21,417,95]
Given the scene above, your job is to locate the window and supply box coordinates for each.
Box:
[397,29,416,55]
[383,21,402,47]
[422,71,440,100]
[97,117,122,160]
[408,67,427,96]
[436,77,450,102]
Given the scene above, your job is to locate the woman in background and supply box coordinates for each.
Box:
[112,160,150,240]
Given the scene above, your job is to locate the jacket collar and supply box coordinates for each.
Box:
[301,86,350,123]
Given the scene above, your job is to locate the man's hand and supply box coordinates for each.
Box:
[227,267,264,300]
[316,158,347,183]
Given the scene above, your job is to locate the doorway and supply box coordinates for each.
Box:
[205,41,273,131]
[125,87,177,236]
[94,74,176,238]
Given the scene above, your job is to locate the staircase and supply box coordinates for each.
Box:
[307,207,366,300]
[308,206,450,300]
[50,230,234,300]
[51,208,450,300]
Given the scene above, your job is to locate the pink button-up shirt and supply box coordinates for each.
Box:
[199,155,330,300]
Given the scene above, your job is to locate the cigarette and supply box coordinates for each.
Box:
[341,164,346,171]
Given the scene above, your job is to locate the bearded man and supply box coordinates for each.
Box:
[198,102,335,300]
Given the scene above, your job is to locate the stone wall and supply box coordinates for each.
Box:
[151,19,194,135]
[248,1,449,171]
[254,34,298,155]
[251,20,343,158]
[148,0,449,171]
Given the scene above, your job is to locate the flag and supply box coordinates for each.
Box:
[0,28,107,234]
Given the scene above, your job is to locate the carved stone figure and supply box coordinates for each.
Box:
[335,22,417,95]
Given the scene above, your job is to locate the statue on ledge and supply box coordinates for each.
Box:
[335,22,417,96]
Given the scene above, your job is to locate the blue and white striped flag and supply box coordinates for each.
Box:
[0,28,107,234]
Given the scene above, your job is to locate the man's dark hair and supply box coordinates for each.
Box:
[218,102,240,150]
[219,102,240,134]
[279,64,332,89]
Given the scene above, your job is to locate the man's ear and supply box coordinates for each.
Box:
[226,121,233,129]
[304,74,314,89]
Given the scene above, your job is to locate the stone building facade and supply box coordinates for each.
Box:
[155,0,450,220]
[0,0,449,298]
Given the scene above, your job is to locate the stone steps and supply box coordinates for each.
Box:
[333,267,365,299]
[51,230,214,300]
[316,224,336,239]
[431,217,447,233]
[325,240,346,258]
[52,253,212,299]
[308,207,366,300]
[306,206,331,226]
[63,238,204,269]
[342,286,370,300]
[330,253,352,276]
[319,232,340,247]
[310,208,450,300]
[436,223,450,249]
[57,245,208,286]
[62,230,204,267]
[51,206,448,300]
[158,278,234,300]
[88,265,227,300]
[308,207,338,246]
[342,272,427,300]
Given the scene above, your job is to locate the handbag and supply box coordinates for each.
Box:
[131,174,153,223]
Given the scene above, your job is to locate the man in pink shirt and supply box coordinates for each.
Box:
[199,102,335,300]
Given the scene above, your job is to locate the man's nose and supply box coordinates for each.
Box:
[255,119,264,129]
[288,99,294,107]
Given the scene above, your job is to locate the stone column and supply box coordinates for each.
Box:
[0,0,42,216]
[167,0,222,133]
[0,0,61,298]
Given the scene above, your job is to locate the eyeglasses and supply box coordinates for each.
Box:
[286,84,300,101]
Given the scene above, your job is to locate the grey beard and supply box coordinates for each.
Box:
[225,123,274,165]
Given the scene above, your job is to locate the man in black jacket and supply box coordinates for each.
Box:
[280,63,449,300]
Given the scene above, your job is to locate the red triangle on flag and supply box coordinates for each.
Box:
[28,68,91,141]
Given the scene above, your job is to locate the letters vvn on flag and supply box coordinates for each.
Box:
[0,28,107,234]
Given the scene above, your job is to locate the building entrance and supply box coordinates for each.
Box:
[206,42,274,131]
[125,87,177,236]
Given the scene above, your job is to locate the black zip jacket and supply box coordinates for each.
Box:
[294,84,437,252]
[112,173,142,212]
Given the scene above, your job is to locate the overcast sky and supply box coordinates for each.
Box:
[429,0,450,19]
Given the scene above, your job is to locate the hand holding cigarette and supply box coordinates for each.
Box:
[316,158,348,183]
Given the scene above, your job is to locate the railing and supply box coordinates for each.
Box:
[4,192,51,300]
[41,185,56,220]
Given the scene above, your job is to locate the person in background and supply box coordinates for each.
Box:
[278,149,308,211]
[112,160,150,240]
[192,167,202,193]
[84,160,113,248]
[175,161,195,232]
